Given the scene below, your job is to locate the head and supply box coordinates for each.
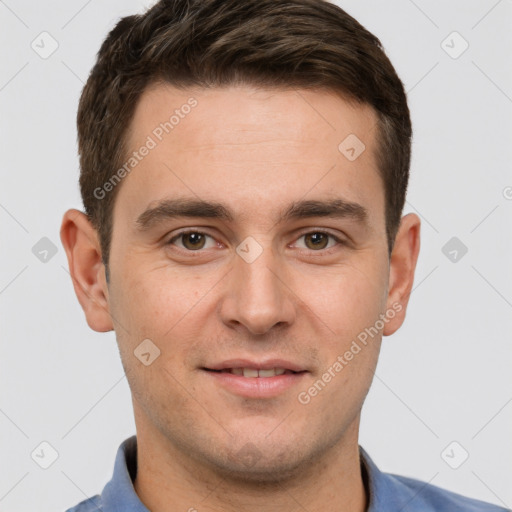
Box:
[61,0,420,483]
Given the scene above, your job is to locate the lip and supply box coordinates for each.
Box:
[201,358,309,399]
[204,358,307,373]
[202,368,308,399]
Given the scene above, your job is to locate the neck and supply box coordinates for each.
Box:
[133,421,367,512]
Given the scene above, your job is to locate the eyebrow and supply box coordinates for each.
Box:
[135,197,368,232]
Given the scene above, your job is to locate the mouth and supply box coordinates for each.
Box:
[203,367,304,378]
[201,359,309,398]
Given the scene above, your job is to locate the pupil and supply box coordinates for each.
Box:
[185,233,204,249]
[307,233,327,249]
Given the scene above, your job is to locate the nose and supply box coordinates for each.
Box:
[219,243,296,336]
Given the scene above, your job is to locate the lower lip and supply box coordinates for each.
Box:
[202,370,308,398]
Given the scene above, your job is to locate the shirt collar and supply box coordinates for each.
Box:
[359,444,412,510]
[101,435,400,512]
[101,436,148,511]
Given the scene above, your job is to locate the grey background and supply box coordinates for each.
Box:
[1,0,511,510]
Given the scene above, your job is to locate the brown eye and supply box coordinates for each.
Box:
[168,231,215,251]
[181,232,206,250]
[303,232,330,250]
[293,230,346,253]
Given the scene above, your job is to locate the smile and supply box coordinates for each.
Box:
[206,368,299,378]
[202,367,308,398]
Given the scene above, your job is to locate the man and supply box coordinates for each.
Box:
[60,1,508,511]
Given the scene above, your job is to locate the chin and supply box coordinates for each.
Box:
[219,452,308,485]
[194,435,318,485]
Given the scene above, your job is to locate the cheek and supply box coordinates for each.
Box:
[302,259,388,344]
[110,269,206,421]
[110,264,205,342]
[109,266,222,397]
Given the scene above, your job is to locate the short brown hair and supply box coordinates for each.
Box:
[77,0,412,269]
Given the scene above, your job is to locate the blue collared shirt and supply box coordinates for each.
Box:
[65,436,509,511]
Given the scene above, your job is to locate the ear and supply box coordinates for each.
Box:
[60,209,113,332]
[383,213,421,336]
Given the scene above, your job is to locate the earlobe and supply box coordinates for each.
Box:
[60,209,114,332]
[383,213,421,336]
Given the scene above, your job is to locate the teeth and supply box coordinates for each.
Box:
[229,368,289,378]
[258,368,277,378]
[243,368,259,378]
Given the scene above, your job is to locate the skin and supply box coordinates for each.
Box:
[60,84,420,512]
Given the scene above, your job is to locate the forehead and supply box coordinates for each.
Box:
[129,82,377,151]
[115,83,384,229]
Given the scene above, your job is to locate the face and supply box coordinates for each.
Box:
[62,83,419,482]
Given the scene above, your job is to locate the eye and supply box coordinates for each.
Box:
[167,230,217,251]
[294,230,345,251]
[166,229,346,253]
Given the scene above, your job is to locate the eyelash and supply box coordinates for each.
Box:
[166,229,346,254]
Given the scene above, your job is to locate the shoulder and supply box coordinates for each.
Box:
[63,435,139,512]
[64,494,102,512]
[360,447,509,512]
[387,472,510,512]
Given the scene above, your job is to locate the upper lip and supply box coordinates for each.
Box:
[204,359,307,373]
